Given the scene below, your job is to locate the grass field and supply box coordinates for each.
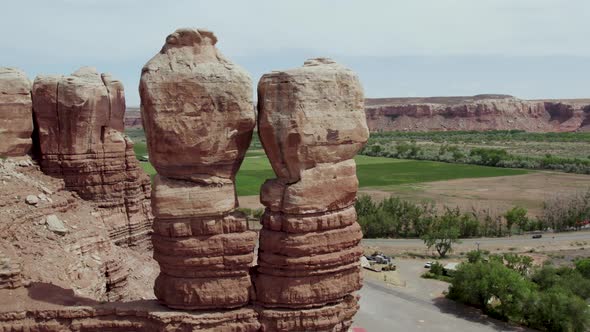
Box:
[362,130,590,175]
[132,136,529,196]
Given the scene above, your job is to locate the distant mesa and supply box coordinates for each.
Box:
[365,94,590,132]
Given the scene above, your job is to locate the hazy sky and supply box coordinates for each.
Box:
[1,0,589,105]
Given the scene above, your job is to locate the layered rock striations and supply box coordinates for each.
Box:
[0,284,261,332]
[140,28,256,310]
[365,95,590,132]
[31,68,153,247]
[255,58,369,331]
[0,67,33,157]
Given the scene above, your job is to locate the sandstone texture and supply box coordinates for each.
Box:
[255,58,369,331]
[140,28,256,310]
[0,67,33,157]
[31,68,153,248]
[365,95,590,132]
[140,28,254,181]
[0,157,158,303]
[0,284,260,332]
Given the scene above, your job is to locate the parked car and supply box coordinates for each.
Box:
[424,261,432,268]
[366,252,392,264]
[532,234,542,239]
[374,254,391,264]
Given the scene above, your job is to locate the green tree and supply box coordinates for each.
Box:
[531,265,590,299]
[504,206,528,234]
[524,286,590,332]
[355,194,378,218]
[458,212,480,237]
[422,208,461,257]
[575,258,590,279]
[503,253,533,276]
[448,260,534,320]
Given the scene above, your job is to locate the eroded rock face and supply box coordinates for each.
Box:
[255,58,369,330]
[31,68,153,248]
[0,67,33,157]
[140,28,254,181]
[140,28,256,310]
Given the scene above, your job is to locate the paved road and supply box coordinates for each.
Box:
[362,230,590,253]
[353,279,534,331]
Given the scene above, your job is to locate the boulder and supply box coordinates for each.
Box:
[257,57,368,182]
[45,214,67,235]
[0,68,33,157]
[25,195,39,206]
[140,28,254,181]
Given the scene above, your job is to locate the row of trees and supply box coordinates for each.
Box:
[448,253,590,332]
[368,130,590,144]
[357,192,590,244]
[362,142,590,174]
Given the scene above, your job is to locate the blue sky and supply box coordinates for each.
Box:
[1,0,589,105]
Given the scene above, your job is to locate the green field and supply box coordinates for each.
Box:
[133,137,529,196]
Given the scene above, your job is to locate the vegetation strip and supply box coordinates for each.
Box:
[361,130,590,174]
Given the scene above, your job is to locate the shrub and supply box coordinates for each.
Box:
[449,255,590,331]
[469,148,509,166]
[430,261,444,276]
[466,250,484,263]
[524,286,590,332]
[575,258,590,279]
[448,260,535,321]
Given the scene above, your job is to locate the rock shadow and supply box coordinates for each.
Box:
[432,296,535,332]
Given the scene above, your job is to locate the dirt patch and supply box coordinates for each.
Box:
[359,171,590,217]
[362,269,405,287]
[239,171,590,216]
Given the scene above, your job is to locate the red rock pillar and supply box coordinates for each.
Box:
[140,28,257,310]
[255,58,370,331]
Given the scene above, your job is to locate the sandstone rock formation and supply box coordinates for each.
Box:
[0,156,158,303]
[365,95,590,132]
[255,58,369,331]
[0,67,33,157]
[0,283,260,332]
[31,68,153,248]
[140,28,256,310]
